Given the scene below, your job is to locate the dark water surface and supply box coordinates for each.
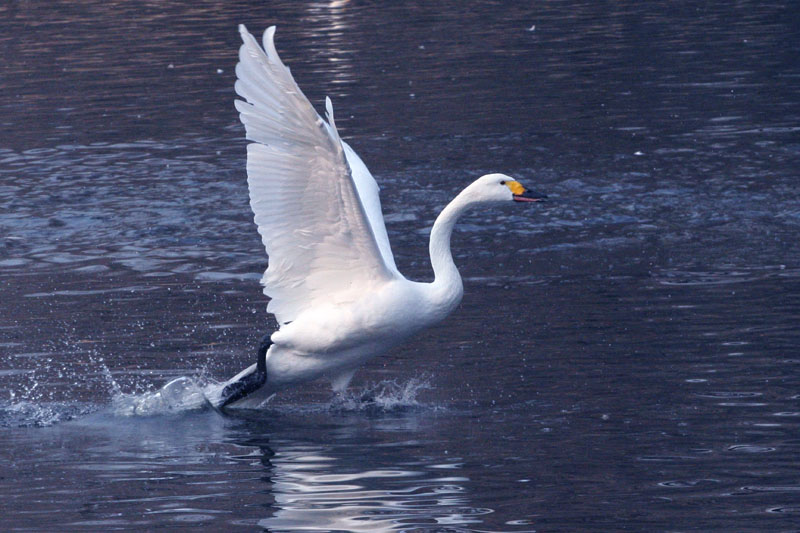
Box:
[2,1,800,530]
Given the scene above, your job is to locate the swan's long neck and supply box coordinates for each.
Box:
[427,191,472,315]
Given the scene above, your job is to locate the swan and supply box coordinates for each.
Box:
[207,26,547,409]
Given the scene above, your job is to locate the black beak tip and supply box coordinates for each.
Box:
[514,191,548,203]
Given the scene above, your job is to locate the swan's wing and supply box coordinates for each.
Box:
[341,141,398,273]
[235,25,398,324]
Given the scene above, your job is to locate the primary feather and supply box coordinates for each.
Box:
[236,25,395,325]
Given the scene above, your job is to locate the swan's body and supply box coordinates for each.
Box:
[208,26,545,409]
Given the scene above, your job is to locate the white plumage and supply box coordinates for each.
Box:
[208,25,545,408]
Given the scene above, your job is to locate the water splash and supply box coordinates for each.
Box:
[110,372,436,417]
[110,376,218,417]
[0,352,108,427]
[2,365,436,425]
[0,399,96,428]
[328,375,433,412]
[0,364,216,425]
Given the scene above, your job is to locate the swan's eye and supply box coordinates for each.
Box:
[500,180,506,185]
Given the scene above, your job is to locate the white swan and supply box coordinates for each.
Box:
[208,26,546,409]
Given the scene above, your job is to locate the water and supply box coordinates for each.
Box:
[1,0,799,530]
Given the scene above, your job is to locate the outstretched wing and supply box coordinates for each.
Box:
[235,25,398,324]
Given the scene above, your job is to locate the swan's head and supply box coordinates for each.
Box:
[466,173,547,204]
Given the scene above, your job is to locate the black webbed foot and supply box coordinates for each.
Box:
[218,333,272,409]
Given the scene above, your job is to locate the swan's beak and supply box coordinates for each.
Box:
[508,181,547,203]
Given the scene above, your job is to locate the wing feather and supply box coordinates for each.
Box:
[236,25,397,324]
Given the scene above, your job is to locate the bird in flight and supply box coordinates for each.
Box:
[207,26,547,409]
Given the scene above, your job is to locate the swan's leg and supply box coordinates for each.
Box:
[329,368,376,404]
[330,368,356,394]
[218,333,271,408]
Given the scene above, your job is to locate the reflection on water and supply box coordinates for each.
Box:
[1,407,501,531]
[1,0,800,530]
[264,447,479,532]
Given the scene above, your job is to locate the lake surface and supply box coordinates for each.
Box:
[1,0,799,530]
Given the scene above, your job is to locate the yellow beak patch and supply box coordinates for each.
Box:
[505,180,526,195]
